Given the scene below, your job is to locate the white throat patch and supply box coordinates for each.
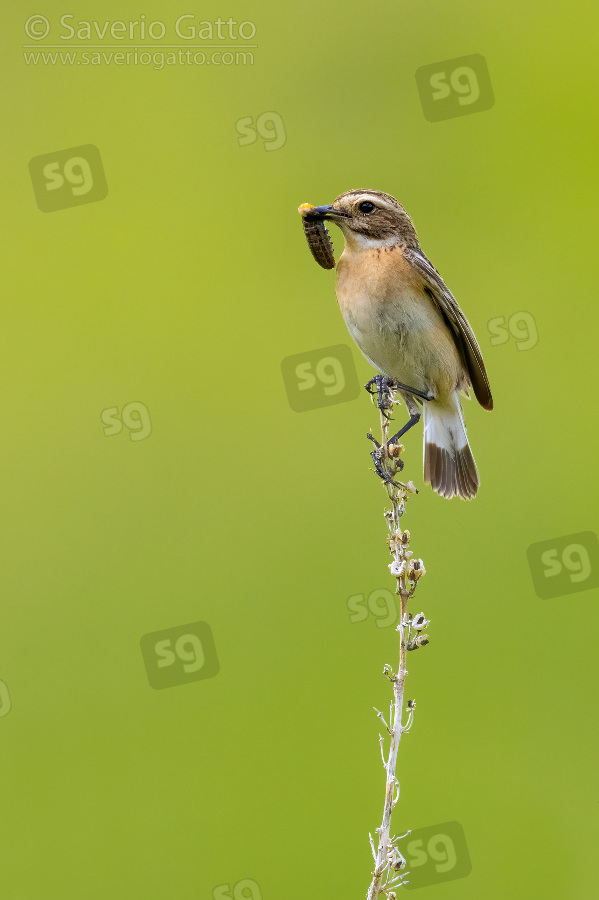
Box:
[345,232,400,250]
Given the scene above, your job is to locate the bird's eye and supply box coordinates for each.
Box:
[358,201,376,214]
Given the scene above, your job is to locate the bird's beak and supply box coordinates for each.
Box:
[310,204,349,220]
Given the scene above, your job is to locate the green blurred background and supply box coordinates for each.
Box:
[2,1,598,897]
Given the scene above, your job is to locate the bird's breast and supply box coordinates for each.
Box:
[335,246,464,396]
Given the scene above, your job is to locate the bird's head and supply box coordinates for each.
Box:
[305,190,419,249]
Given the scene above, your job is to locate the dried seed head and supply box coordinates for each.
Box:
[387,443,404,459]
[400,530,411,546]
[388,536,403,554]
[389,559,406,577]
[407,558,426,581]
[388,529,407,552]
[411,612,429,631]
[407,634,430,651]
[406,699,416,710]
[387,848,407,871]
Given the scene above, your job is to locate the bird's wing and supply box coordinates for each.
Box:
[403,247,493,411]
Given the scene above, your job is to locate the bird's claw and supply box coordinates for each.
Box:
[364,375,395,413]
[370,448,403,485]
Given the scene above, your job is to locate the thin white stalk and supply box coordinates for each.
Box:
[365,384,427,899]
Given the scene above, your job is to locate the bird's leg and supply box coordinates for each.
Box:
[391,382,433,402]
[366,379,433,485]
[365,377,405,486]
[386,392,426,449]
[365,375,433,405]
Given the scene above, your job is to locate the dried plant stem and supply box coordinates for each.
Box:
[365,384,428,899]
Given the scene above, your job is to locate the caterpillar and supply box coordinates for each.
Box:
[298,203,336,270]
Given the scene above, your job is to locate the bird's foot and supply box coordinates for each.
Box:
[367,433,404,486]
[365,375,396,413]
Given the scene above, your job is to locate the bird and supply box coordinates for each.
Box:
[299,189,493,499]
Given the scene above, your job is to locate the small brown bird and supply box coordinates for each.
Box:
[299,190,493,499]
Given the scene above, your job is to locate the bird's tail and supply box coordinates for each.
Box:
[423,393,479,500]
